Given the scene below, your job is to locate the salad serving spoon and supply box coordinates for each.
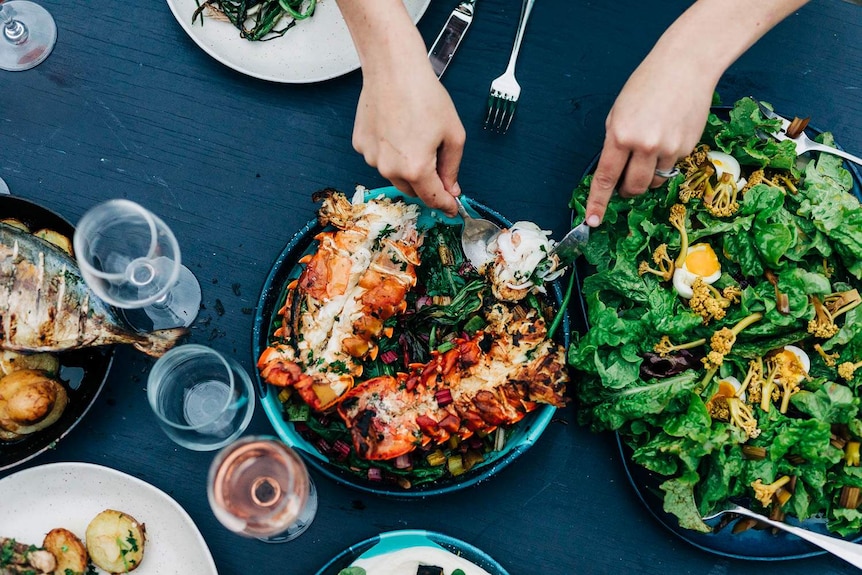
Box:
[456,196,501,270]
[753,97,862,167]
[703,503,862,568]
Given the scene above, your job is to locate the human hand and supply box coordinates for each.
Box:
[352,59,465,217]
[585,57,714,227]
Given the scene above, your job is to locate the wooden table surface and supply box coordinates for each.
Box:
[2,0,861,573]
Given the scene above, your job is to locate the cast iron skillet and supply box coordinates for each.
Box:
[0,196,114,472]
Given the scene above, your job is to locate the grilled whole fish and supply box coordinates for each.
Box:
[0,223,185,357]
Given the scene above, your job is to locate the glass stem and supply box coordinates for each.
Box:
[1,7,28,45]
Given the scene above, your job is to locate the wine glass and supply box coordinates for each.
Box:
[73,199,201,332]
[207,436,318,543]
[0,1,56,71]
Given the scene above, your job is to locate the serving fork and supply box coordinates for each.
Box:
[753,98,862,167]
[703,503,862,568]
[483,0,536,133]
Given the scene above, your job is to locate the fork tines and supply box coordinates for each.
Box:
[484,93,517,133]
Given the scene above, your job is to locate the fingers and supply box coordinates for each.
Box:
[585,143,629,227]
[411,165,458,217]
[618,150,659,197]
[437,124,466,199]
[650,156,679,189]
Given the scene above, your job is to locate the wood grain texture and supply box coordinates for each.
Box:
[1,0,861,573]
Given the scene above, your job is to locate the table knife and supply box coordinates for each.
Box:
[428,0,476,79]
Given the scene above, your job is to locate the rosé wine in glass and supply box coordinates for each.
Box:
[207,436,317,543]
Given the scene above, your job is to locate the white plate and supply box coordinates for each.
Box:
[0,462,218,575]
[165,0,432,83]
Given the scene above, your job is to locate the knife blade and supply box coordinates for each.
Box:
[428,0,476,79]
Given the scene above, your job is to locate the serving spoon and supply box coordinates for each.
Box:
[456,197,500,269]
[703,503,862,568]
[457,196,591,271]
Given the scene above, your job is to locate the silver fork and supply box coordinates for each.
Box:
[753,97,862,167]
[483,0,536,133]
[703,503,862,568]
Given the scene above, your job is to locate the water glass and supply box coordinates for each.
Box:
[147,344,255,451]
[207,436,318,543]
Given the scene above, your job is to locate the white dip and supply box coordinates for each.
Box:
[350,545,493,575]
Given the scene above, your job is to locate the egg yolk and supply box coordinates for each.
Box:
[716,379,738,398]
[684,245,720,277]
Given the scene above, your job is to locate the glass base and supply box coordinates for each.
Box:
[257,479,318,544]
[0,1,57,71]
[122,264,202,331]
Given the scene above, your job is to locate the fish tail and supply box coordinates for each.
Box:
[132,327,189,358]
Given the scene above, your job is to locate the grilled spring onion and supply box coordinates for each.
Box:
[193,0,317,41]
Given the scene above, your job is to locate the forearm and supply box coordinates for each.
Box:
[334,0,431,78]
[647,0,810,84]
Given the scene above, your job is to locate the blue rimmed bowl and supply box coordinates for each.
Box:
[314,529,511,575]
[252,186,569,497]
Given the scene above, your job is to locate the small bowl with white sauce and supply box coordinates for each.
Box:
[315,529,510,575]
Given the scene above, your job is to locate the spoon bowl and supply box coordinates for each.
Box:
[457,197,501,269]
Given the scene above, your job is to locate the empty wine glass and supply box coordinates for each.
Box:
[0,1,56,71]
[208,436,318,543]
[73,199,201,332]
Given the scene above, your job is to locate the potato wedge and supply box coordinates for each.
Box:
[0,350,61,377]
[43,527,88,575]
[0,217,30,232]
[85,510,146,573]
[33,228,74,257]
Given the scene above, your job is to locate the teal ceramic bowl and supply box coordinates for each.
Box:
[252,187,569,497]
[314,529,510,575]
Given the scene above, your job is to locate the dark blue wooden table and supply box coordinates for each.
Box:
[2,0,861,573]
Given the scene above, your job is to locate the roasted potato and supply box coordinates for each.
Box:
[85,510,146,573]
[33,228,74,257]
[43,527,88,575]
[0,369,68,437]
[0,217,30,232]
[0,350,61,377]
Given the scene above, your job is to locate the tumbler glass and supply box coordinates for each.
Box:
[147,344,255,451]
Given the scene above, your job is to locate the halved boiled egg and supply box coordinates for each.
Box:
[773,345,811,383]
[716,375,744,401]
[707,150,742,183]
[672,243,722,299]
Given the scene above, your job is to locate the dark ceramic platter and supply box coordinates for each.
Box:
[572,105,862,560]
[0,196,114,472]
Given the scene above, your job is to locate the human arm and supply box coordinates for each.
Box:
[335,0,465,216]
[585,0,810,226]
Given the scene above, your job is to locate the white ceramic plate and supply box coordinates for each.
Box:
[165,0,432,83]
[0,462,217,575]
